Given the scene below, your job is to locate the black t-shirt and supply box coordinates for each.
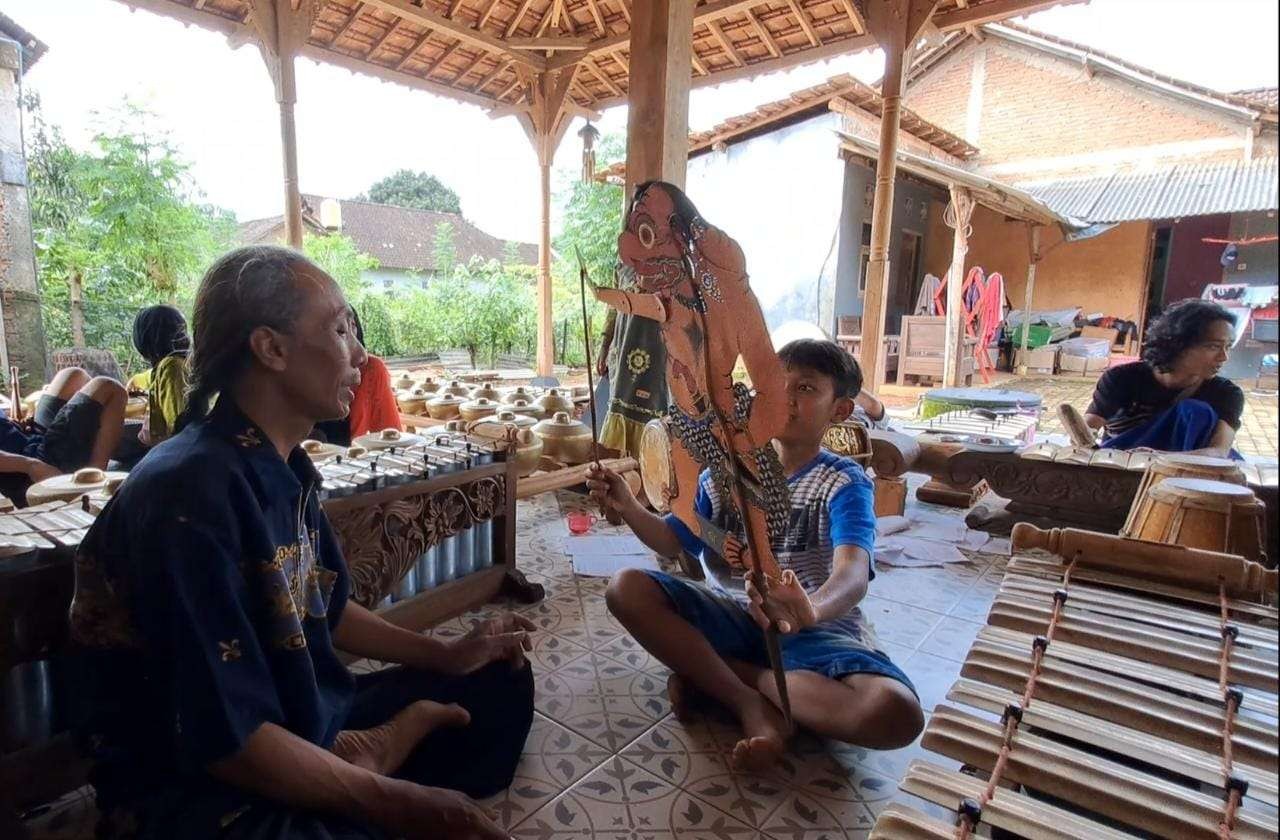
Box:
[1086,361,1244,439]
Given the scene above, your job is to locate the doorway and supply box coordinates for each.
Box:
[1143,225,1173,329]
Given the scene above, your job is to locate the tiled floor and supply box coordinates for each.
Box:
[434,490,997,839]
[26,489,996,839]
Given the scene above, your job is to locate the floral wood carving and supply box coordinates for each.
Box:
[950,452,1140,525]
[327,476,506,608]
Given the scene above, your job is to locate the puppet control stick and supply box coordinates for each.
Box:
[577,249,621,526]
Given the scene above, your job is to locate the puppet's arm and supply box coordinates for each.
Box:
[590,283,669,323]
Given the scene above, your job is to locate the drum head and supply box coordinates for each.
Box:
[1152,476,1256,501]
[639,419,673,513]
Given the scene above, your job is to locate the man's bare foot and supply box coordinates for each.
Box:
[730,693,790,771]
[332,700,470,775]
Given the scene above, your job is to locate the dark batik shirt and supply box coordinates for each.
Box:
[70,399,356,810]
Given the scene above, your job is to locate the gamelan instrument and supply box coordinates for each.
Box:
[1125,477,1267,564]
[870,523,1279,839]
[1123,453,1247,535]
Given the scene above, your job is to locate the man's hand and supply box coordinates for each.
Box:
[586,463,637,515]
[744,570,817,635]
[375,780,510,840]
[441,612,534,675]
[26,459,61,483]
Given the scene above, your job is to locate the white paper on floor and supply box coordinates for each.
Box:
[874,508,990,567]
[562,534,658,577]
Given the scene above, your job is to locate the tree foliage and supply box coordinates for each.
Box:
[26,97,235,372]
[432,221,456,275]
[358,169,462,214]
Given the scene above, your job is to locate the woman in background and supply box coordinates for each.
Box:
[313,309,401,446]
[132,304,191,448]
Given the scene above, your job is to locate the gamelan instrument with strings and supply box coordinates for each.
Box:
[870,524,1278,839]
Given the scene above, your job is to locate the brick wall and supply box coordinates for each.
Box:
[905,38,1263,181]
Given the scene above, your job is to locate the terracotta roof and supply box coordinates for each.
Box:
[115,0,1074,114]
[907,22,1279,125]
[596,72,976,182]
[0,11,47,70]
[238,195,537,272]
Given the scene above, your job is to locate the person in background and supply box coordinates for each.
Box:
[851,389,887,429]
[1084,299,1243,457]
[132,304,191,448]
[313,310,401,446]
[588,339,921,771]
[71,246,530,840]
[0,367,127,506]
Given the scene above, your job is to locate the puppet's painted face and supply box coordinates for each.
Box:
[617,185,689,293]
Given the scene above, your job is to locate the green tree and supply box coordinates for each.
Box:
[26,98,234,371]
[303,232,376,302]
[432,221,456,276]
[358,169,462,214]
[550,132,624,367]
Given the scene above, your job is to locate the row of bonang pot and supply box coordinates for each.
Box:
[394,376,589,476]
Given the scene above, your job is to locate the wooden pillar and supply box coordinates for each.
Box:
[859,0,939,394]
[247,0,316,249]
[1016,223,1042,375]
[942,186,974,387]
[623,0,693,193]
[518,69,577,379]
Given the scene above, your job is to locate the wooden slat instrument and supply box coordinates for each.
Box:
[870,523,1279,840]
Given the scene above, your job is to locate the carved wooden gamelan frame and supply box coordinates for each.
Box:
[323,454,542,626]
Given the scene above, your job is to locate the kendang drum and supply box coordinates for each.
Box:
[1122,453,1246,537]
[639,419,674,512]
[1127,476,1267,563]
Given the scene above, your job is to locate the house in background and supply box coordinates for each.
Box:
[239,194,537,293]
[601,22,1278,382]
[905,23,1278,378]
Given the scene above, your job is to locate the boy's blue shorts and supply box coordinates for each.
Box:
[642,570,917,697]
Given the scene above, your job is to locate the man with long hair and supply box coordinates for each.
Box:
[1085,299,1243,456]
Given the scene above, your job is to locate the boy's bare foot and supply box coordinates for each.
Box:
[667,673,697,722]
[332,700,470,775]
[730,692,790,771]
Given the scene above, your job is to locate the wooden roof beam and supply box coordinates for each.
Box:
[934,0,1087,29]
[584,0,607,36]
[477,0,504,29]
[545,0,767,70]
[393,28,435,70]
[615,0,631,25]
[508,35,591,49]
[329,2,366,46]
[365,18,402,59]
[744,9,781,58]
[835,0,866,34]
[363,0,546,67]
[424,38,463,77]
[450,48,491,83]
[582,56,623,97]
[473,57,514,93]
[448,0,469,19]
[505,0,536,36]
[706,20,745,68]
[786,0,820,48]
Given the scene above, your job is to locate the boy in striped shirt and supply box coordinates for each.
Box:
[588,339,921,770]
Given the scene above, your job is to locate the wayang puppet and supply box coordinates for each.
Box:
[590,181,794,715]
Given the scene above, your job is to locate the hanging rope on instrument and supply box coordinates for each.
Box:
[953,556,1079,840]
[1217,579,1247,839]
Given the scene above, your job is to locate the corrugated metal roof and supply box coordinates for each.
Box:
[1022,157,1279,223]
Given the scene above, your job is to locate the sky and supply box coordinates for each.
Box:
[6,0,1278,244]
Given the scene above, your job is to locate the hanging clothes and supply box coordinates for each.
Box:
[914,274,942,315]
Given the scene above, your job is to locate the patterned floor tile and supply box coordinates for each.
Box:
[622,716,878,839]
[480,713,613,831]
[915,616,985,663]
[512,756,767,840]
[859,596,946,652]
[535,652,671,751]
[946,580,998,624]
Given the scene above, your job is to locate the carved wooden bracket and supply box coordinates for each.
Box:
[327,475,506,608]
[950,451,1141,527]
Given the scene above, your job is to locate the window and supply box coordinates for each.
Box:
[857,223,872,297]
